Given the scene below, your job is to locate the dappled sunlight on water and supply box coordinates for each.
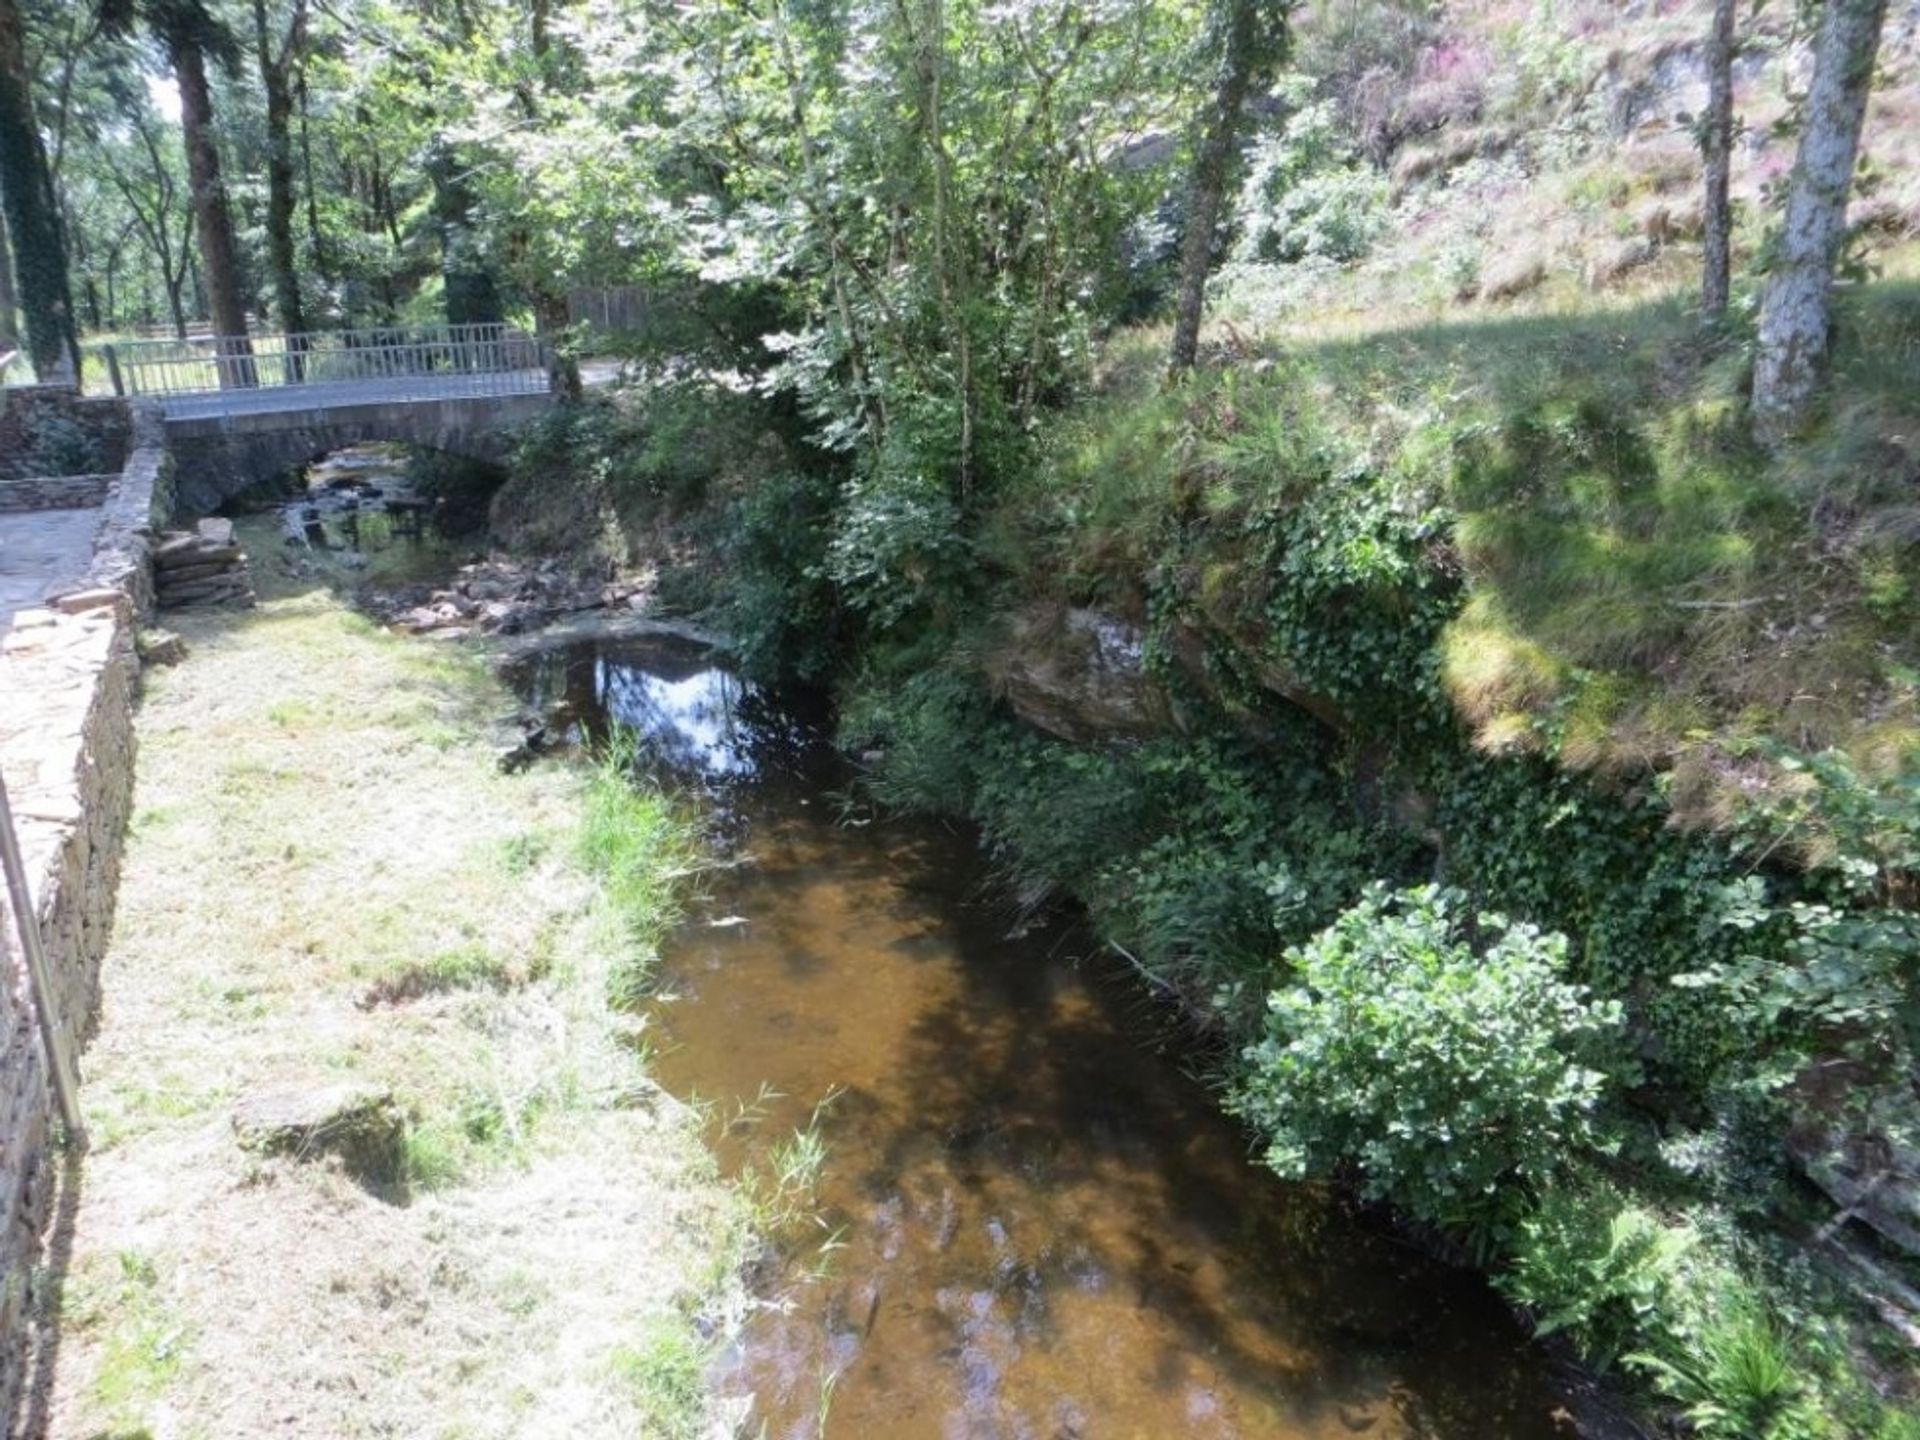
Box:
[509,637,1573,1440]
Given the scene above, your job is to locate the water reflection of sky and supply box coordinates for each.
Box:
[600,660,756,775]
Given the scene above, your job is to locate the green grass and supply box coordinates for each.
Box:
[607,1315,710,1440]
[576,736,697,1006]
[65,1251,192,1426]
[991,283,1920,821]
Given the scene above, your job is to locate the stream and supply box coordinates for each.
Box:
[506,633,1579,1440]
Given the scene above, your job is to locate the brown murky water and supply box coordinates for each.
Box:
[510,637,1576,1440]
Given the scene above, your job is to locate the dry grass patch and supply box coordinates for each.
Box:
[33,525,743,1440]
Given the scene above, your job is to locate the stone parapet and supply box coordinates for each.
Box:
[0,388,130,483]
[88,406,172,620]
[0,475,116,513]
[0,404,155,1423]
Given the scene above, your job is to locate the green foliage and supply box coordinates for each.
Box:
[1233,88,1390,265]
[513,386,768,523]
[825,469,970,632]
[576,734,694,1007]
[608,1315,709,1440]
[838,667,996,816]
[1233,884,1622,1231]
[1497,1176,1693,1370]
[714,468,845,684]
[1255,479,1458,729]
[1431,750,1771,1083]
[1630,1293,1825,1440]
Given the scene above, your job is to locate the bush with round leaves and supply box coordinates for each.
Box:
[1231,883,1623,1232]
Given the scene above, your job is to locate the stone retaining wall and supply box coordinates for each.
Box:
[0,389,130,483]
[0,475,116,514]
[0,400,164,1428]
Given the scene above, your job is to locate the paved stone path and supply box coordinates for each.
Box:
[0,509,102,636]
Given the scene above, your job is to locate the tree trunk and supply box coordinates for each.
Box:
[1168,0,1288,375]
[1751,0,1888,439]
[427,143,504,328]
[172,36,256,385]
[0,0,79,381]
[532,290,580,399]
[0,189,18,350]
[298,70,329,282]
[1700,0,1737,323]
[254,0,309,377]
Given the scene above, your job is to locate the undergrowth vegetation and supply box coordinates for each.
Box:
[499,282,1920,1429]
[467,1,1920,1429]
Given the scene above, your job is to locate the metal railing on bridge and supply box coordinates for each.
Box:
[99,323,551,401]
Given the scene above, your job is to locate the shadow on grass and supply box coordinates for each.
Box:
[1021,283,1920,775]
[10,1141,83,1440]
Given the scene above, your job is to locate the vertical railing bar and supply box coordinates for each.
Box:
[0,771,85,1145]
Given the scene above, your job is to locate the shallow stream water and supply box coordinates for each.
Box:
[507,635,1578,1440]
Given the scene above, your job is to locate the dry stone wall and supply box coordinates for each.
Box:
[0,398,165,1428]
[0,475,115,513]
[0,389,129,483]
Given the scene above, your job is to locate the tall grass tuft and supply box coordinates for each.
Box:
[576,729,698,1007]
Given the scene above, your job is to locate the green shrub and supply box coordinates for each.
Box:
[715,468,845,682]
[1232,883,1622,1232]
[838,668,994,816]
[1234,91,1390,266]
[1497,1176,1692,1370]
[825,468,970,632]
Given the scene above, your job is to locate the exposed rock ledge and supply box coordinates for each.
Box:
[983,606,1171,743]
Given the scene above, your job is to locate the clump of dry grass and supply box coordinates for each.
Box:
[37,522,745,1440]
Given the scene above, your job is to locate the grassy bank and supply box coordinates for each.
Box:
[38,521,742,1439]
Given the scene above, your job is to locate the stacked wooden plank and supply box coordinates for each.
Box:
[154,518,256,609]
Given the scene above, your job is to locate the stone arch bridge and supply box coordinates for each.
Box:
[107,324,565,515]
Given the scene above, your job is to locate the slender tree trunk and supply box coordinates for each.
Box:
[920,0,974,495]
[298,71,328,282]
[254,0,310,377]
[1168,0,1287,375]
[0,191,18,350]
[166,259,190,339]
[172,37,256,385]
[0,0,79,380]
[532,290,580,399]
[1701,0,1737,323]
[519,0,580,400]
[772,3,885,442]
[1751,0,1888,439]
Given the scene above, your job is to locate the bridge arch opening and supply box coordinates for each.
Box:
[260,442,507,583]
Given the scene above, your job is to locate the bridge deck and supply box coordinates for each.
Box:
[155,370,552,421]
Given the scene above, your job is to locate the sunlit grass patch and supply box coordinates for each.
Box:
[63,1249,193,1426]
[1000,283,1920,807]
[608,1314,709,1440]
[577,737,698,1007]
[51,525,743,1437]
